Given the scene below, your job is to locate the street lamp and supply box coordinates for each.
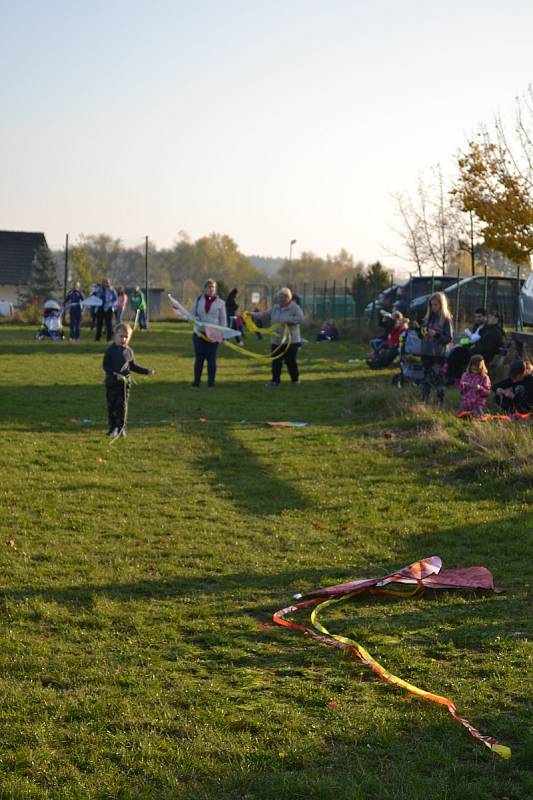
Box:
[289,239,297,284]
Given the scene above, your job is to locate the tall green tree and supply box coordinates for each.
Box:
[21,246,60,304]
[351,261,392,313]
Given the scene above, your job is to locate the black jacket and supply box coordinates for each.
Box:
[493,374,533,411]
[471,324,504,363]
[103,344,150,384]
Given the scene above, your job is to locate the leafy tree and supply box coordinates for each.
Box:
[454,138,533,265]
[166,232,262,296]
[275,249,363,286]
[351,261,392,313]
[69,242,97,292]
[21,245,60,304]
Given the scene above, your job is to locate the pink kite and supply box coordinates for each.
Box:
[273,556,510,758]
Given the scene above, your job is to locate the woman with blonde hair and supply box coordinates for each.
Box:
[416,292,453,407]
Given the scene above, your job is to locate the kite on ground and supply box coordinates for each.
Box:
[273,556,511,759]
[456,410,530,421]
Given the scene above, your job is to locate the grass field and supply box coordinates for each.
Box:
[0,322,532,800]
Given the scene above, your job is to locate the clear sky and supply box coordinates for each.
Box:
[1,0,532,271]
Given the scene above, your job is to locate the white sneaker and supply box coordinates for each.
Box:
[118,429,127,437]
[107,427,119,437]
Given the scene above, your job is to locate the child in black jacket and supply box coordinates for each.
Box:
[103,323,155,437]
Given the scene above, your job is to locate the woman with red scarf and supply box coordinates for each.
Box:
[191,279,227,387]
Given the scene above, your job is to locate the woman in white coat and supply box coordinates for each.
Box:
[191,279,227,387]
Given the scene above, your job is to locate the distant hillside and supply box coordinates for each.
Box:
[247,255,285,277]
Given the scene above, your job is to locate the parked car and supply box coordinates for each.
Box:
[520,271,533,326]
[364,285,400,316]
[409,275,524,325]
[392,275,457,317]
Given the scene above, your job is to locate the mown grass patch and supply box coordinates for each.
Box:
[0,323,531,799]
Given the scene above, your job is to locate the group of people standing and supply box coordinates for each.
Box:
[100,279,305,439]
[191,279,304,388]
[64,280,148,341]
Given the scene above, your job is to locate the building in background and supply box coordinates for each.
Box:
[0,230,48,304]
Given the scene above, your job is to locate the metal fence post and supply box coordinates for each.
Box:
[454,267,461,332]
[343,278,347,323]
[145,235,149,327]
[516,264,523,330]
[63,233,69,301]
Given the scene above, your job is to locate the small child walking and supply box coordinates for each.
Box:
[103,322,155,437]
[459,354,491,415]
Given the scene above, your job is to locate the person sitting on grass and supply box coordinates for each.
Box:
[493,359,533,413]
[316,319,339,342]
[367,311,408,369]
[459,355,491,415]
[103,322,155,438]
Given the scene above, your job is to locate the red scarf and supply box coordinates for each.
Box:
[204,293,216,313]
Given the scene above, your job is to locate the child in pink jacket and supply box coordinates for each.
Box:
[459,355,491,414]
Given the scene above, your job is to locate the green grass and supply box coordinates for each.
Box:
[0,323,532,800]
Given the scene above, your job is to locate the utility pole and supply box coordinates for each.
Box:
[289,238,296,284]
[145,235,149,327]
[63,233,69,300]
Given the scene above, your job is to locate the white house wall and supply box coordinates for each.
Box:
[0,284,19,304]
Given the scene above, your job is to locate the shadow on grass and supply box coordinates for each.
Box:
[185,420,310,513]
[0,369,378,430]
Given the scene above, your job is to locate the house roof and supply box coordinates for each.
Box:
[0,230,48,284]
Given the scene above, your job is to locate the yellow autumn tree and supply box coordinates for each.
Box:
[454,137,533,265]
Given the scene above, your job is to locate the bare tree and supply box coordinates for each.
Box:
[390,165,464,275]
[389,191,428,275]
[494,85,533,190]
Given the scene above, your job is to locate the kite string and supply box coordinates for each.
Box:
[273,587,511,759]
[168,294,292,360]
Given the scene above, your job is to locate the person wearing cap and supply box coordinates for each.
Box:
[251,288,304,385]
[493,359,533,412]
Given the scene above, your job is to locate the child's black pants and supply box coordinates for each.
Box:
[106,380,129,431]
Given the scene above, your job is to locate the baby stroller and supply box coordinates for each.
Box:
[35,300,64,341]
[392,327,424,388]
